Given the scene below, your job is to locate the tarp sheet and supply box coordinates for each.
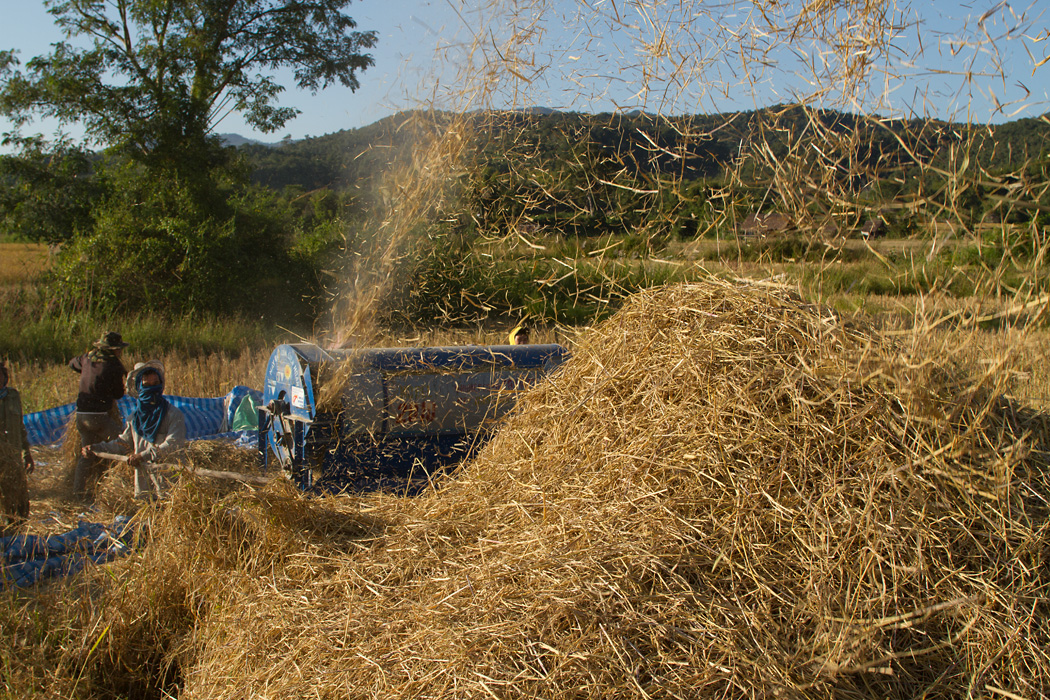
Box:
[23,386,262,447]
[1,516,136,589]
[6,390,264,588]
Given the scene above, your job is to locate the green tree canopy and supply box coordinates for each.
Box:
[0,0,376,318]
[0,0,377,174]
[0,134,100,243]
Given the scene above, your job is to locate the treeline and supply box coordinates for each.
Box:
[242,106,1050,195]
[238,105,1050,241]
[3,105,1049,326]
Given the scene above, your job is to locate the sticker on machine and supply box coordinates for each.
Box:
[291,386,306,409]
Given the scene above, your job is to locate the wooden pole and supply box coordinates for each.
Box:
[92,451,273,486]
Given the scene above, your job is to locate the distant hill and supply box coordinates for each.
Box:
[521,106,560,116]
[233,107,1050,193]
[219,133,282,148]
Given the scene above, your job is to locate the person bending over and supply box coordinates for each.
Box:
[69,331,128,499]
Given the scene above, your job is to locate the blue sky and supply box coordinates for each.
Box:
[2,0,1048,150]
[0,1,464,144]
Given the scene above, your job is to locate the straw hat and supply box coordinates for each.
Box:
[126,360,165,397]
[93,330,130,350]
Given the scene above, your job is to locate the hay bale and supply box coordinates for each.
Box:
[72,279,1050,699]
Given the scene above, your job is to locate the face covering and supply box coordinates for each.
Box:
[132,381,168,444]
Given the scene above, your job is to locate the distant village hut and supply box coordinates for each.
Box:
[739,212,793,239]
[860,217,886,240]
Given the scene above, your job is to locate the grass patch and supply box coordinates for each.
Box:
[0,309,285,365]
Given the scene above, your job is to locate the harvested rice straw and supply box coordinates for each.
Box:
[167,277,1049,699]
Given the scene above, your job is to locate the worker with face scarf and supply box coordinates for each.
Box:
[0,359,34,530]
[82,362,186,500]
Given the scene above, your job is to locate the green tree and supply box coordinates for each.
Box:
[0,134,100,243]
[0,0,376,314]
[49,158,318,318]
[0,0,376,175]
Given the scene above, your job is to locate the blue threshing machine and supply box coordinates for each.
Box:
[258,343,568,493]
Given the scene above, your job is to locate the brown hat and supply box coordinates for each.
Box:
[93,331,129,350]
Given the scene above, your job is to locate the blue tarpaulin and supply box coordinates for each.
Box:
[1,516,137,589]
[23,386,262,448]
[5,389,264,589]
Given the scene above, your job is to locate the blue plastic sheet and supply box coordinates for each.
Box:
[6,389,265,589]
[1,516,137,589]
[23,386,262,447]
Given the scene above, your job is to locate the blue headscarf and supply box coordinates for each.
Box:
[132,373,169,444]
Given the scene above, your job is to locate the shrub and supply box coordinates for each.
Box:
[44,163,316,323]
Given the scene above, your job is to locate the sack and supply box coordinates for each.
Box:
[230,394,260,432]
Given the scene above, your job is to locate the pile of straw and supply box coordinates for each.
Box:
[52,278,1049,698]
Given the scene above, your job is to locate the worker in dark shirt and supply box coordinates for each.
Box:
[69,331,129,499]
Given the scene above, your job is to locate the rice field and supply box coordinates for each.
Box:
[0,243,50,286]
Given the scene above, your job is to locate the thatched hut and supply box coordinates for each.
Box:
[740,212,793,238]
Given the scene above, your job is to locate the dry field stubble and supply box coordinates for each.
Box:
[4,276,1047,699]
[0,243,49,287]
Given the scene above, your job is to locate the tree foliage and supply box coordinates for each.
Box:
[48,158,320,317]
[0,0,376,317]
[0,134,100,243]
[1,0,376,173]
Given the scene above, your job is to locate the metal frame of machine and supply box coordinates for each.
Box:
[259,343,568,492]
